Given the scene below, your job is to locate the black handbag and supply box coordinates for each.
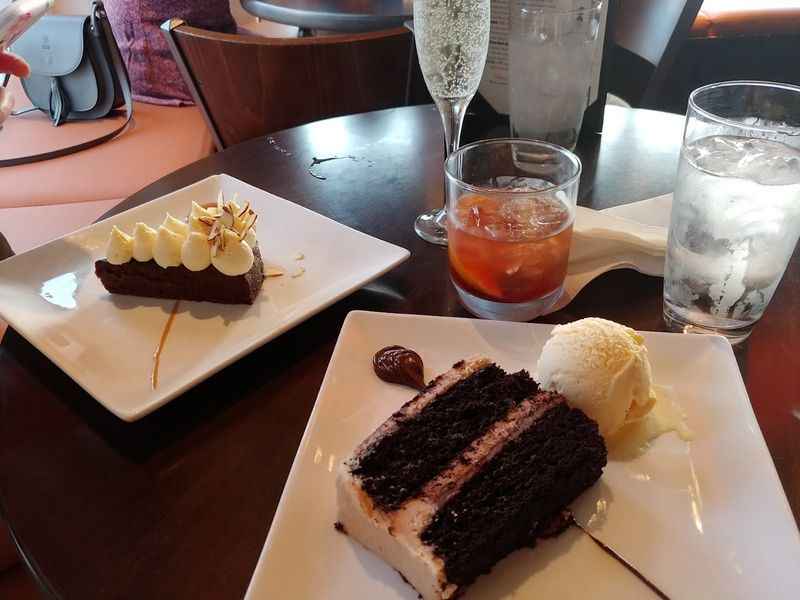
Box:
[0,0,132,167]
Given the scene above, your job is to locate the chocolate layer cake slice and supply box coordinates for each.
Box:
[337,358,607,600]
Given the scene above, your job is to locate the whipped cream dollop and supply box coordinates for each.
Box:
[153,225,184,268]
[107,227,133,265]
[132,222,157,262]
[105,195,259,276]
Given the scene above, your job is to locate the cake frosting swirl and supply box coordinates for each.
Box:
[105,195,258,276]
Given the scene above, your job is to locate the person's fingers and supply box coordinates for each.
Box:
[0,51,31,78]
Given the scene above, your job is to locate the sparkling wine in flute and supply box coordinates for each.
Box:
[414,0,491,102]
[412,0,490,246]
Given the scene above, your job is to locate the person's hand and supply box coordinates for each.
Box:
[0,50,31,126]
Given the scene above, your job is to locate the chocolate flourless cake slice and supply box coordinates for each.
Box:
[95,246,265,305]
[95,196,266,305]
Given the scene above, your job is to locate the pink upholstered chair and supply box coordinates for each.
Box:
[0,79,214,355]
[0,76,214,210]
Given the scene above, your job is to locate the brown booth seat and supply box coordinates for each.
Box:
[691,0,800,38]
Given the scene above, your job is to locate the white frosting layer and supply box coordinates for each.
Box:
[162,213,189,238]
[210,229,254,276]
[104,201,258,276]
[181,232,212,271]
[153,226,183,268]
[132,222,157,262]
[191,201,215,219]
[106,226,133,265]
[189,215,210,235]
[337,358,493,600]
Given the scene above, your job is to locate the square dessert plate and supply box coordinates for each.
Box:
[245,311,800,600]
[0,176,409,421]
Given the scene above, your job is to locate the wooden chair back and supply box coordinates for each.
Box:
[607,0,705,108]
[162,21,413,150]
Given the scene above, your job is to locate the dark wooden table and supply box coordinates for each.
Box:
[240,0,413,33]
[1,105,797,600]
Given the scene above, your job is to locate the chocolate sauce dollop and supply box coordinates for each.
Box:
[373,345,425,391]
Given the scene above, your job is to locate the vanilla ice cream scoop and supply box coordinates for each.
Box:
[534,318,656,437]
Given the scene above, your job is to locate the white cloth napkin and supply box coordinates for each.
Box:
[547,193,673,314]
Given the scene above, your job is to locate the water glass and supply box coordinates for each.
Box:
[663,81,800,343]
[445,138,581,321]
[509,0,604,151]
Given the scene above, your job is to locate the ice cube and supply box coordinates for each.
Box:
[687,135,800,185]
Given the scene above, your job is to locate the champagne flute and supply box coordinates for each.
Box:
[412,0,490,245]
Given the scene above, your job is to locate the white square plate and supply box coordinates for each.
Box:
[0,176,409,421]
[245,311,800,600]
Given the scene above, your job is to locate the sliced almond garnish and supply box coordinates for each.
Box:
[198,194,260,258]
[238,213,258,240]
[238,213,258,241]
[218,227,227,251]
[207,220,220,241]
[264,267,284,277]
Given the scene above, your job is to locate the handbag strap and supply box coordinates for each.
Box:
[0,2,133,168]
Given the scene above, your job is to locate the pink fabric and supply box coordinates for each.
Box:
[0,198,121,254]
[693,0,800,37]
[105,0,236,106]
[0,77,214,208]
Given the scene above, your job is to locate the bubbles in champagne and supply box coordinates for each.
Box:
[413,0,490,99]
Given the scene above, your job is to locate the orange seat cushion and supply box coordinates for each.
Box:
[0,77,214,209]
[0,198,122,341]
[692,0,800,38]
[0,197,121,255]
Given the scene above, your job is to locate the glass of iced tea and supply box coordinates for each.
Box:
[445,138,581,321]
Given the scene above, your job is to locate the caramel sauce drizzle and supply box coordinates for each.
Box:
[151,300,181,390]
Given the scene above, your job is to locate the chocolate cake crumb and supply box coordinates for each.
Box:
[351,366,539,511]
[421,399,606,587]
[334,521,347,535]
[537,509,576,539]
